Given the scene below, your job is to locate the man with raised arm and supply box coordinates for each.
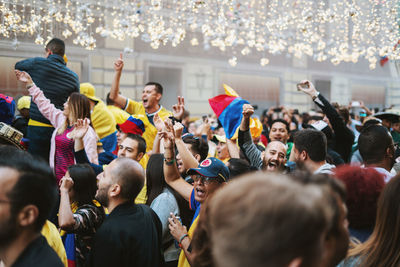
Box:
[161,120,229,267]
[238,104,287,171]
[297,80,354,163]
[109,53,185,152]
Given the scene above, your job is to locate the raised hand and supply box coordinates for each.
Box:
[159,130,174,150]
[69,118,90,140]
[114,53,124,72]
[202,117,211,136]
[297,80,317,97]
[242,104,254,119]
[172,96,185,121]
[15,70,33,86]
[173,122,184,140]
[59,176,74,192]
[153,113,165,132]
[164,118,174,134]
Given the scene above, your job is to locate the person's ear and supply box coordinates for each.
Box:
[18,205,39,227]
[194,154,201,162]
[45,48,52,56]
[386,146,394,159]
[136,152,145,162]
[109,184,121,198]
[156,93,162,102]
[300,150,308,161]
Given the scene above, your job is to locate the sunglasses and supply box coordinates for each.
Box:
[192,174,224,185]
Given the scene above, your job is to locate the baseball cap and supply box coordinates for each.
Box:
[17,96,31,110]
[80,83,100,102]
[187,157,230,182]
[118,116,145,136]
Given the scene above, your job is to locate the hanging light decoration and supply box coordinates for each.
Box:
[0,0,399,69]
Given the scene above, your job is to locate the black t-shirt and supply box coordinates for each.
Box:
[12,235,63,267]
[89,202,164,267]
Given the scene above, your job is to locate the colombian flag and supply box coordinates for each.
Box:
[64,233,76,267]
[61,202,78,267]
[208,84,249,139]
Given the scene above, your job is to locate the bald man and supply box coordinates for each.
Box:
[262,141,287,172]
[89,158,163,267]
[239,104,287,171]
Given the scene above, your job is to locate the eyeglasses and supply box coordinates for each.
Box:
[192,174,223,185]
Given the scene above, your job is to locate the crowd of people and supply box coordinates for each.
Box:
[1,37,400,267]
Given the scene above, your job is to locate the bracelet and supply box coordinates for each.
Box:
[164,157,175,166]
[179,234,188,245]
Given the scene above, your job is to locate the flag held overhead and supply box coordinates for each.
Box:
[209,85,249,139]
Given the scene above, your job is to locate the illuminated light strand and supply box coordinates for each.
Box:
[0,0,399,68]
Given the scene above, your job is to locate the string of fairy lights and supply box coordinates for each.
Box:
[0,0,399,69]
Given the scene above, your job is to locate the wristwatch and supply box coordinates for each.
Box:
[312,91,320,101]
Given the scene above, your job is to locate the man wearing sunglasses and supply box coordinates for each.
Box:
[162,130,229,267]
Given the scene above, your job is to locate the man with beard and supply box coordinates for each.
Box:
[89,157,163,267]
[239,104,287,171]
[292,129,335,175]
[0,146,62,267]
[358,124,396,183]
